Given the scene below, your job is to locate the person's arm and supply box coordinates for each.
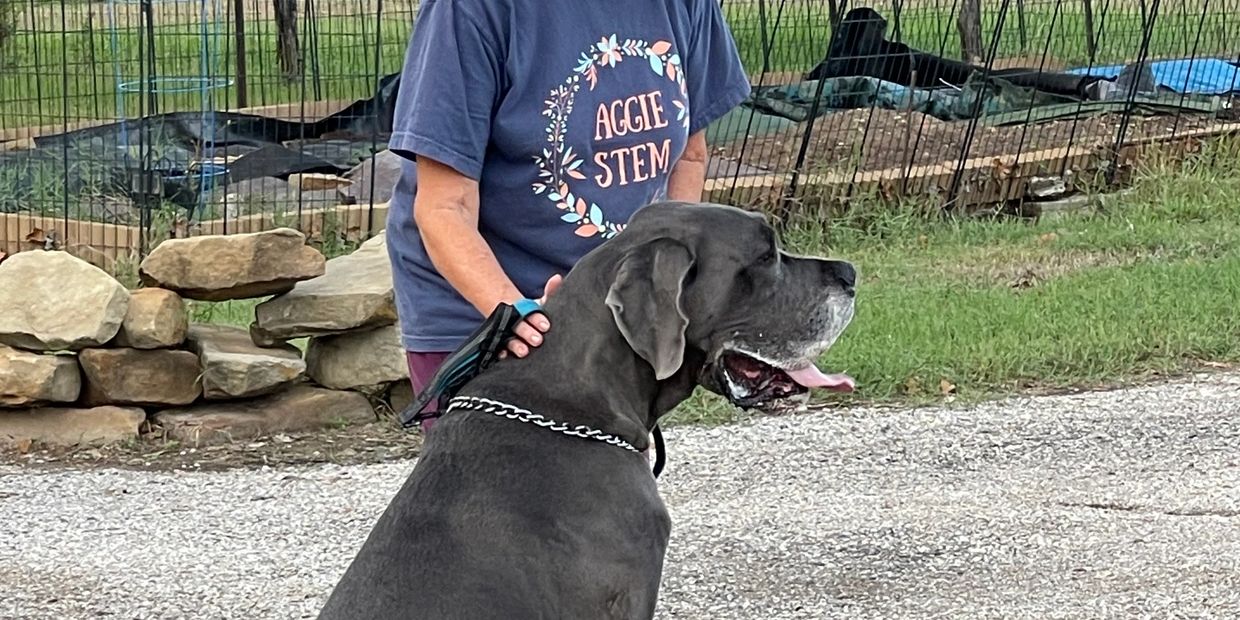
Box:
[414,158,523,318]
[670,0,751,202]
[666,130,710,202]
[414,157,554,357]
[387,0,555,357]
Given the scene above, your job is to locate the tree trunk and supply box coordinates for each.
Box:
[273,0,301,80]
[0,0,16,65]
[957,0,983,64]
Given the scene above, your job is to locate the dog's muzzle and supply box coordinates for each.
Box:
[710,350,855,410]
[702,295,856,410]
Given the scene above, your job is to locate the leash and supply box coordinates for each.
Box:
[399,298,543,429]
[398,300,667,478]
[651,424,666,477]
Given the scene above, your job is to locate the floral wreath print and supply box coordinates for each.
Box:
[531,35,690,239]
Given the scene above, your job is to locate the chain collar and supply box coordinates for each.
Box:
[446,396,642,454]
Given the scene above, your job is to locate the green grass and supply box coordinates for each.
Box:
[664,138,1240,426]
[188,298,259,327]
[2,3,1233,127]
[187,298,311,351]
[0,15,413,127]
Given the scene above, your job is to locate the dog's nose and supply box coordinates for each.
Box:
[823,260,857,293]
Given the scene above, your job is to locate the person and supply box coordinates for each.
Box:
[385,0,752,432]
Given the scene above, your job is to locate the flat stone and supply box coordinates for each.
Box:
[705,156,772,179]
[304,325,408,391]
[213,178,344,220]
[0,406,146,447]
[0,345,81,406]
[287,172,353,192]
[341,150,402,204]
[387,380,414,415]
[0,250,130,351]
[151,385,375,446]
[1031,188,1136,220]
[215,177,291,207]
[1027,175,1068,199]
[138,228,326,301]
[113,288,189,349]
[251,233,395,342]
[186,324,305,400]
[79,348,202,407]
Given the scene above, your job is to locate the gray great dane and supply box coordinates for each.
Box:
[316,201,857,620]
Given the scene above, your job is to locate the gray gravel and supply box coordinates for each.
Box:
[3,373,1240,619]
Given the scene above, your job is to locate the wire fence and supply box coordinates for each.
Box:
[1,0,1237,270]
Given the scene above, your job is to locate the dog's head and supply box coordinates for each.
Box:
[594,202,856,412]
[835,7,889,50]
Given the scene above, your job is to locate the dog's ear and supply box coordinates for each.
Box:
[605,238,694,381]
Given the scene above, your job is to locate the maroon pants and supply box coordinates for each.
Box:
[405,351,450,433]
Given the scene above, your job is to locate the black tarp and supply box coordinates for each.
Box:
[1,72,403,221]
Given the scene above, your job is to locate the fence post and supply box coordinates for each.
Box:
[87,8,102,120]
[1055,0,1112,176]
[1106,0,1162,187]
[60,0,70,234]
[944,0,1015,212]
[781,2,836,216]
[233,0,248,108]
[141,0,158,115]
[1168,0,1209,139]
[757,0,770,73]
[891,0,904,42]
[1004,0,1065,201]
[1015,0,1027,51]
[782,70,828,212]
[898,0,965,198]
[28,0,47,121]
[723,0,789,207]
[304,0,322,100]
[366,0,386,239]
[1082,0,1097,64]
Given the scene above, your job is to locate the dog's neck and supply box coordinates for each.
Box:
[457,293,699,452]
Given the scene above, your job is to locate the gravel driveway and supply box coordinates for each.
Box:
[3,374,1240,619]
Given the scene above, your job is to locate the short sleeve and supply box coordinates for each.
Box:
[683,0,752,136]
[388,0,503,180]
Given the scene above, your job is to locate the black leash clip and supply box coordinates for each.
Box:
[399,299,543,429]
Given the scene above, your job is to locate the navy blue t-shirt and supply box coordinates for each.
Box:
[386,0,751,352]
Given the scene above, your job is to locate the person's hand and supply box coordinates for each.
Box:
[505,274,563,358]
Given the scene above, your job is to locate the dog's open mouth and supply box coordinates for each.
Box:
[717,350,854,409]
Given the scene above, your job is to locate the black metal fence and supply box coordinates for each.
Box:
[1,0,1236,267]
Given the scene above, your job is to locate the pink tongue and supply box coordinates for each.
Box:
[784,366,856,393]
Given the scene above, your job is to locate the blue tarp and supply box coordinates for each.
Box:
[1068,58,1240,95]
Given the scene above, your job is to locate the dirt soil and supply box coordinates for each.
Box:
[719,108,1224,174]
[0,421,423,473]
